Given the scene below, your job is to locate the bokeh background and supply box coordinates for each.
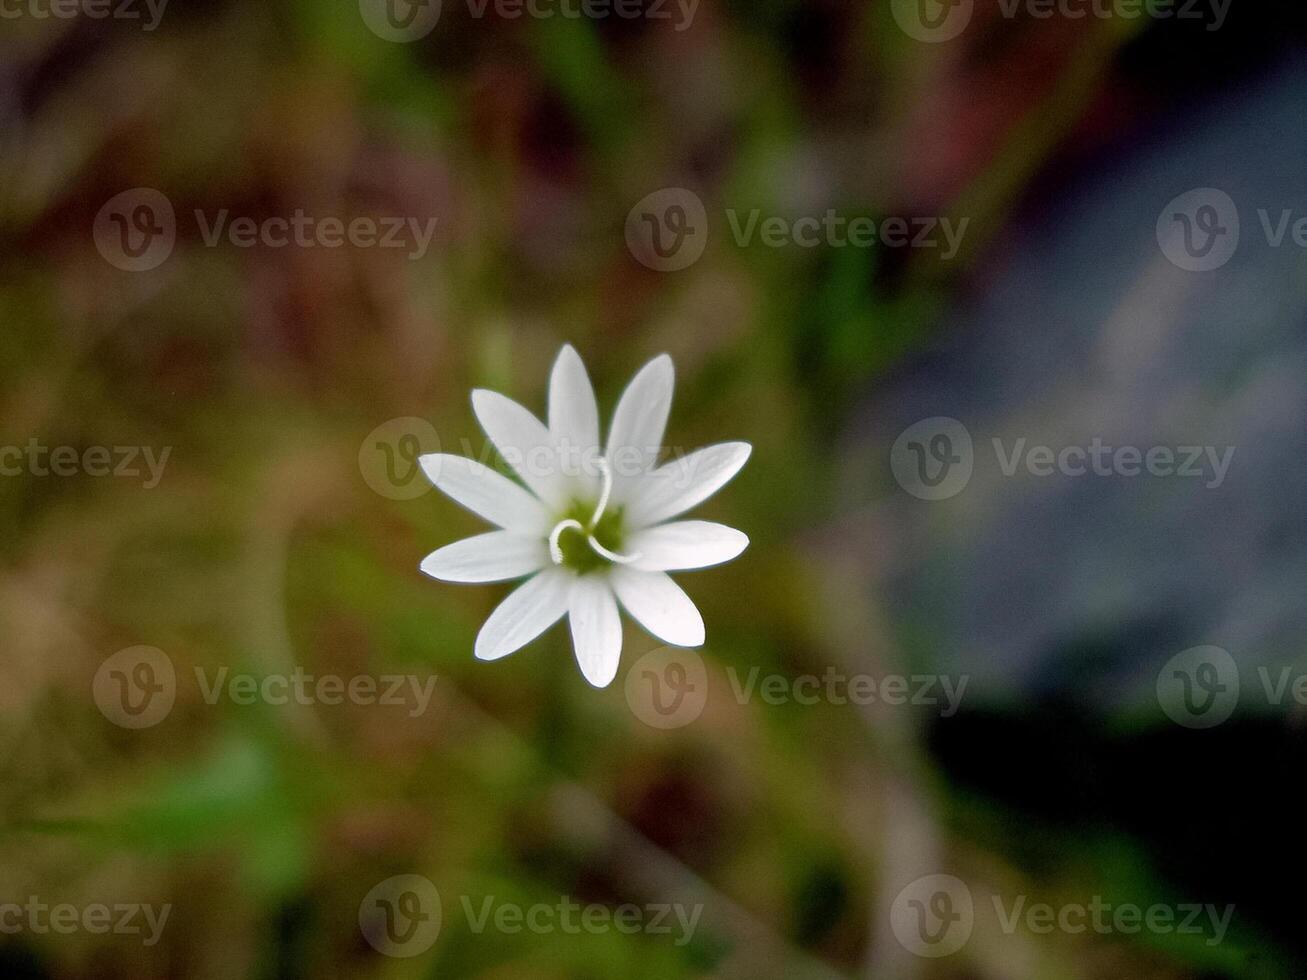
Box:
[3,0,1307,977]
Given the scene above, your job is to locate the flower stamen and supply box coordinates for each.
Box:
[547,458,642,567]
[591,456,614,526]
[549,519,585,565]
[586,533,641,565]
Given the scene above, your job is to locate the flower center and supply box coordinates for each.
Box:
[548,458,641,572]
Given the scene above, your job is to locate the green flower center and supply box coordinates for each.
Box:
[553,501,628,573]
[547,457,642,573]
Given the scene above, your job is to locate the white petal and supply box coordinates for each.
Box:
[471,389,570,510]
[421,531,548,583]
[420,454,550,535]
[606,353,674,498]
[609,567,705,647]
[627,521,749,571]
[624,442,752,528]
[568,574,622,687]
[549,345,602,498]
[474,568,572,661]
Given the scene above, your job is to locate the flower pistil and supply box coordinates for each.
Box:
[547,458,642,570]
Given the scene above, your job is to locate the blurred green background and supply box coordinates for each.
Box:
[2,0,1305,977]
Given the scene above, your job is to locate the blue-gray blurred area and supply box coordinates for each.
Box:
[854,49,1307,966]
[866,54,1307,704]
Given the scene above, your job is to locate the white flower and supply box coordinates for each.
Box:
[418,345,751,688]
